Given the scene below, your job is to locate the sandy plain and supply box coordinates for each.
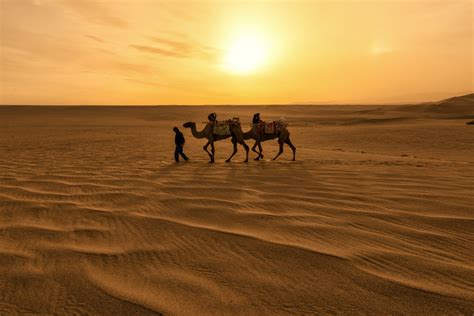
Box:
[0,94,473,314]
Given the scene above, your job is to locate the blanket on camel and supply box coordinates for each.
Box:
[213,118,240,136]
[256,120,286,135]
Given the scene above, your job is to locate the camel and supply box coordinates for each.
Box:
[183,121,249,163]
[243,121,296,161]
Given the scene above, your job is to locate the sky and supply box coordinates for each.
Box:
[0,0,472,105]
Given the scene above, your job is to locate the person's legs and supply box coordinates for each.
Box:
[176,145,188,161]
[174,145,180,162]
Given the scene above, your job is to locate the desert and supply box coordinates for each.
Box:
[0,94,473,314]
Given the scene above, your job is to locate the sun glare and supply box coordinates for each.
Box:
[223,34,268,75]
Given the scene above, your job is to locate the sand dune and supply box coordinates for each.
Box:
[0,98,473,314]
[388,93,474,120]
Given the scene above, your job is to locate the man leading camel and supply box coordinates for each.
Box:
[173,127,189,163]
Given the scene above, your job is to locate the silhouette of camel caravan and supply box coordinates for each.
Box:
[183,116,296,163]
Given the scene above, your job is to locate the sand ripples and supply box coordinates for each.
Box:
[1,156,473,314]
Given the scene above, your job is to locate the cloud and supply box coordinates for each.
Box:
[1,26,87,63]
[60,0,128,28]
[85,35,105,43]
[149,37,193,54]
[130,45,185,57]
[159,3,199,22]
[131,36,218,62]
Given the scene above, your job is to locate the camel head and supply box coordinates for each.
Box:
[183,122,195,128]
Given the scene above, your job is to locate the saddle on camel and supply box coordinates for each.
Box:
[207,113,240,136]
[252,112,287,136]
[254,120,287,136]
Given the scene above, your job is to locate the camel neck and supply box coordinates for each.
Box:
[190,123,208,139]
[243,127,254,140]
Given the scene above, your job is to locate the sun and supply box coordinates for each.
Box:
[223,34,268,75]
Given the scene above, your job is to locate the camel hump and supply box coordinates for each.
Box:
[213,120,232,135]
[213,118,241,135]
[262,120,287,134]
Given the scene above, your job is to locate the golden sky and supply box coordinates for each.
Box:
[1,0,472,105]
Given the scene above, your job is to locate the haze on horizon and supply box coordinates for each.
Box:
[1,0,472,106]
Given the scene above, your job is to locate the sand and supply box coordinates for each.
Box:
[0,95,473,314]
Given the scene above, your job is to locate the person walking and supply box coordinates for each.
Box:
[173,127,189,162]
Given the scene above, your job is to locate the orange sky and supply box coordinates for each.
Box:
[1,0,472,105]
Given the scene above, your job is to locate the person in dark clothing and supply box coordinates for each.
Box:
[173,127,189,162]
[252,113,261,125]
[208,112,217,123]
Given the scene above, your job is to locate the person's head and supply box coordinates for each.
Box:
[173,127,179,133]
[208,112,217,121]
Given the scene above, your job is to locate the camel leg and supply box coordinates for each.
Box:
[239,139,249,163]
[252,142,261,160]
[272,140,284,161]
[203,142,211,159]
[210,142,215,163]
[226,138,238,163]
[204,141,214,163]
[286,137,296,161]
[257,142,264,159]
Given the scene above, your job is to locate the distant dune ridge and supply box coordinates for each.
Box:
[394,93,474,119]
[0,94,473,314]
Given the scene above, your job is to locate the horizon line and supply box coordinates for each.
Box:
[0,103,419,107]
[0,100,444,107]
[2,92,471,107]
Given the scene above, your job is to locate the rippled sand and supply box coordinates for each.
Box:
[0,97,473,314]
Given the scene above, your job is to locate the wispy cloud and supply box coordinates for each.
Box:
[60,0,127,28]
[2,26,87,63]
[85,35,105,43]
[149,37,192,54]
[159,3,199,22]
[130,45,185,57]
[131,36,218,62]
